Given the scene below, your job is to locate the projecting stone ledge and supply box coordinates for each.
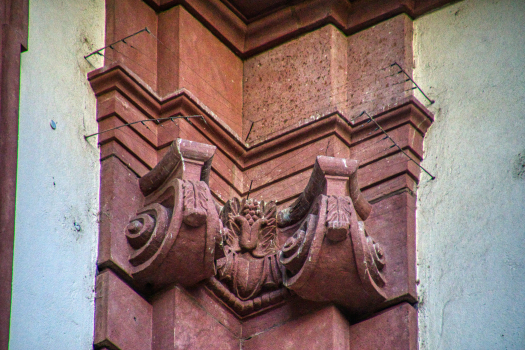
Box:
[94,137,422,350]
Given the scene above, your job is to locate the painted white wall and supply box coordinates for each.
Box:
[414,0,525,349]
[9,0,104,349]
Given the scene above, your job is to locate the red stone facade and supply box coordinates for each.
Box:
[90,1,442,349]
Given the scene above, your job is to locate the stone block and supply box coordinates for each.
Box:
[94,269,152,350]
[151,286,239,350]
[367,192,418,303]
[243,25,348,142]
[242,305,350,350]
[98,156,142,276]
[349,302,417,350]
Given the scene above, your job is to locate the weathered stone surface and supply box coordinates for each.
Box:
[127,140,220,292]
[140,0,454,57]
[243,25,347,143]
[118,141,394,327]
[366,192,417,302]
[346,14,415,119]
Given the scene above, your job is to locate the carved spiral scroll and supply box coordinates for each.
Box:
[126,179,220,291]
[126,213,155,249]
[353,221,386,290]
[280,214,317,275]
[279,194,387,313]
[122,140,391,315]
[126,203,170,267]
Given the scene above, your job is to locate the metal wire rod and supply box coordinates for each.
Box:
[245,120,255,142]
[84,27,150,59]
[84,115,204,139]
[246,180,254,199]
[359,111,436,180]
[391,62,435,104]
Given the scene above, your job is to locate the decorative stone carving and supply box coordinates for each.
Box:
[209,197,289,315]
[217,198,282,299]
[125,138,387,316]
[277,157,386,313]
[125,139,220,292]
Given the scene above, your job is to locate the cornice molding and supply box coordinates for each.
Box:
[141,0,455,57]
[89,63,432,203]
[89,64,432,156]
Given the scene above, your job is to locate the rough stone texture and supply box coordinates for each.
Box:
[9,1,104,349]
[346,14,414,119]
[243,25,347,143]
[414,1,525,349]
[242,15,415,144]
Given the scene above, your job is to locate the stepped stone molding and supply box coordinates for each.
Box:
[138,0,455,57]
[93,98,429,349]
[89,63,433,205]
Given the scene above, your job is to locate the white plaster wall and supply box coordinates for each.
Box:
[414,0,525,349]
[9,0,104,349]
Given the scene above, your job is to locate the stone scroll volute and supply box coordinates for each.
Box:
[124,139,220,292]
[124,138,387,316]
[278,156,387,314]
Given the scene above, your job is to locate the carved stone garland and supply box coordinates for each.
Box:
[125,138,386,317]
